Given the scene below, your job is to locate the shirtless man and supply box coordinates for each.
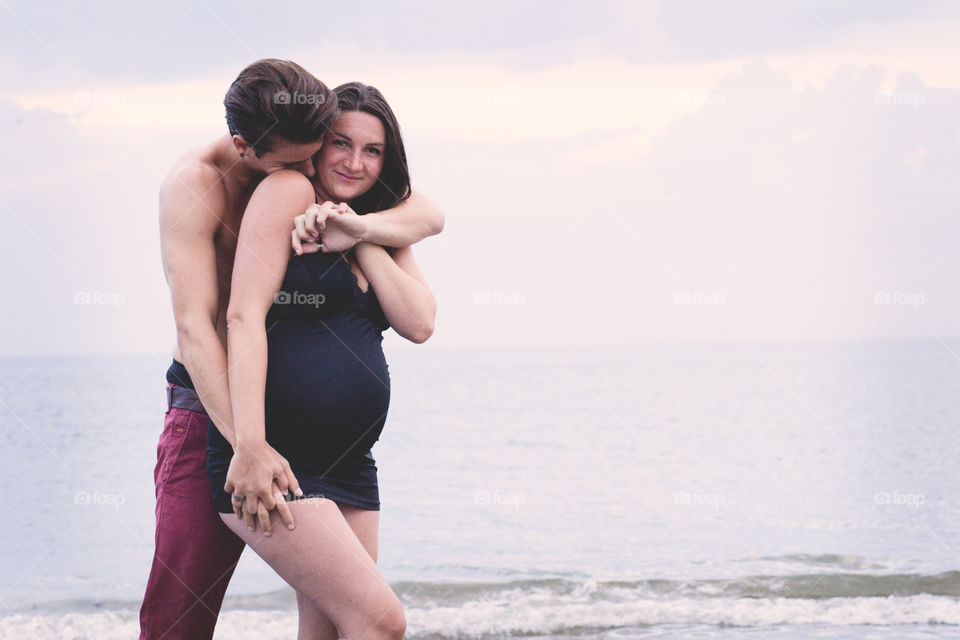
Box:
[142,59,443,640]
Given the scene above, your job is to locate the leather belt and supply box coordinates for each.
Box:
[167,384,206,413]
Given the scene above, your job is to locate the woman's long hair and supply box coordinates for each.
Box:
[333,82,412,215]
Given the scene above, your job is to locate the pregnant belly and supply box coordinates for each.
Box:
[264,319,390,461]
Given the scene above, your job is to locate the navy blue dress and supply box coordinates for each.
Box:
[207,248,391,512]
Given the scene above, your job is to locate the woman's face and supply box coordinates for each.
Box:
[314,110,386,203]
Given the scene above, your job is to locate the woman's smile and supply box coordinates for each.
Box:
[334,170,362,182]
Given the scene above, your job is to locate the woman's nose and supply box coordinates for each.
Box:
[345,151,363,171]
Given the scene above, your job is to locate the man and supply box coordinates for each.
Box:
[142,58,443,640]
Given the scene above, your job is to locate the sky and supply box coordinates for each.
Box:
[1,0,958,355]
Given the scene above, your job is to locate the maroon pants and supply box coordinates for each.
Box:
[139,384,245,639]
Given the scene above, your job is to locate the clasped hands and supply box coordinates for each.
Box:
[292,201,369,255]
[223,441,302,536]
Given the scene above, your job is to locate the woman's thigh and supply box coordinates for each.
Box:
[219,499,402,637]
[295,502,381,637]
[338,502,380,562]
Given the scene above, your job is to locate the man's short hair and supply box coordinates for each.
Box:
[224,59,339,156]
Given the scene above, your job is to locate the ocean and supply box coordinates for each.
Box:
[0,340,957,638]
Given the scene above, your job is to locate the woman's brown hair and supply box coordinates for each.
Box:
[332,82,411,214]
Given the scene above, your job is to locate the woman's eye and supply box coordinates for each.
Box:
[333,139,347,148]
[366,147,382,156]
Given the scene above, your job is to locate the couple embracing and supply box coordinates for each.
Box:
[141,59,443,639]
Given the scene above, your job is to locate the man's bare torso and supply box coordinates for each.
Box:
[162,135,258,361]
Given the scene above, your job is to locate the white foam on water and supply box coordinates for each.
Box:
[0,610,298,640]
[2,594,958,639]
[403,594,960,635]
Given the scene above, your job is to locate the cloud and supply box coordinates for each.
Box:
[411,60,960,346]
[654,0,947,61]
[0,0,667,86]
[2,5,960,353]
[554,62,960,342]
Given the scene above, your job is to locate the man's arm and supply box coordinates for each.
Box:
[159,161,238,447]
[360,190,444,247]
[292,190,444,254]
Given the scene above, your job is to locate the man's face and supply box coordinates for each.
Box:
[248,139,325,178]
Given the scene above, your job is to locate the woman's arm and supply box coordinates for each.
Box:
[223,169,315,532]
[353,243,436,343]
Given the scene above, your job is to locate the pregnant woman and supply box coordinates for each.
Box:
[206,82,436,639]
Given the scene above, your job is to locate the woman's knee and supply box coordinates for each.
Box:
[367,598,405,640]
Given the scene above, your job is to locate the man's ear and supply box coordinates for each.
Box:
[232,134,253,158]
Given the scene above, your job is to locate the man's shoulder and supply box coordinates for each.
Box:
[158,151,231,238]
[161,153,226,202]
[159,143,233,231]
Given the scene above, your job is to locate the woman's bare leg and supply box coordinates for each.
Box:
[339,503,380,562]
[220,499,404,639]
[293,503,382,639]
[295,591,338,640]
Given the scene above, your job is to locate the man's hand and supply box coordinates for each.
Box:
[292,201,343,255]
[224,442,302,535]
[292,201,369,255]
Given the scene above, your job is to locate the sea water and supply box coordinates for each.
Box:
[0,340,957,638]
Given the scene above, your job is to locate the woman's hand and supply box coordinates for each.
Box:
[292,201,343,255]
[224,441,302,535]
[292,201,370,255]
